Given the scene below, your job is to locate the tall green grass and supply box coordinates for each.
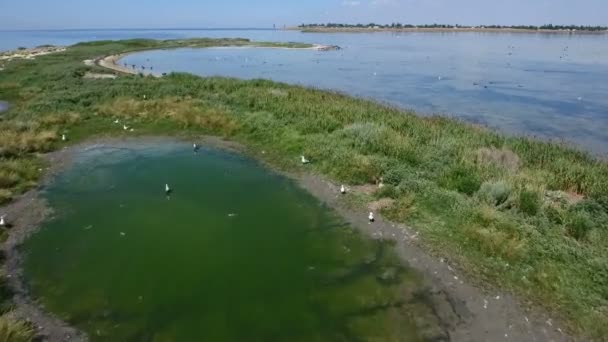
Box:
[1,38,607,338]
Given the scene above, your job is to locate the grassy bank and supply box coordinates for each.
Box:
[1,38,607,339]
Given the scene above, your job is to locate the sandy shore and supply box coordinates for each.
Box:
[0,46,66,61]
[96,53,143,76]
[0,135,571,341]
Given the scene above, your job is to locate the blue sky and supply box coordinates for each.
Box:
[1,0,607,30]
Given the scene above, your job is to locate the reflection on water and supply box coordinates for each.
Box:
[124,32,608,155]
[24,142,441,341]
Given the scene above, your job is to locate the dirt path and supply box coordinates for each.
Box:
[0,137,571,341]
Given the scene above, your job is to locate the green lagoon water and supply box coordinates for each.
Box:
[23,142,435,341]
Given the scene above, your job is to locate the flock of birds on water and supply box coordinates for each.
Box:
[124,42,584,106]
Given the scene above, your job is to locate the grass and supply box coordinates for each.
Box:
[0,38,608,338]
[0,314,34,342]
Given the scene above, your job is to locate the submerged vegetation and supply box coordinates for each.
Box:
[0,38,608,338]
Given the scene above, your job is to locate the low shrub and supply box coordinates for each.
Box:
[477,180,511,206]
[440,164,482,195]
[519,190,540,216]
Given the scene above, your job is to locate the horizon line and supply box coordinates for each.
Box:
[0,27,281,32]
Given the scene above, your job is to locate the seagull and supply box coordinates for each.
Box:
[193,143,200,152]
[143,95,147,100]
[340,185,347,194]
[0,215,11,228]
[301,155,310,164]
[61,134,67,141]
[114,119,120,124]
[123,124,128,131]
[165,184,172,195]
[368,212,375,223]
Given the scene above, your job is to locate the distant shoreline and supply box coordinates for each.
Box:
[289,27,608,35]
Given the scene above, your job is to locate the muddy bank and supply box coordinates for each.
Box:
[1,146,86,341]
[1,136,570,341]
[297,176,569,341]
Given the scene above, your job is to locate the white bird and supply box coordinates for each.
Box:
[301,155,310,164]
[340,185,347,194]
[0,215,6,227]
[114,119,120,124]
[61,134,67,141]
[368,212,375,223]
[143,95,147,100]
[165,184,172,194]
[129,128,134,132]
[123,124,128,131]
[193,143,199,152]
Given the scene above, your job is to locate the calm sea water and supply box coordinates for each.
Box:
[23,142,432,341]
[2,29,607,154]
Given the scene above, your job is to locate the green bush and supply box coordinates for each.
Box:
[477,181,511,206]
[566,210,595,241]
[519,190,540,216]
[440,164,482,195]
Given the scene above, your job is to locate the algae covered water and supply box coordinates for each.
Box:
[23,141,437,341]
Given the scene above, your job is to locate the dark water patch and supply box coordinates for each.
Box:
[23,142,441,341]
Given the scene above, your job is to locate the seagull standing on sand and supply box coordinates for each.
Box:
[340,185,347,194]
[301,155,310,164]
[368,212,375,223]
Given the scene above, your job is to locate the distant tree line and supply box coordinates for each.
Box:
[299,23,608,31]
